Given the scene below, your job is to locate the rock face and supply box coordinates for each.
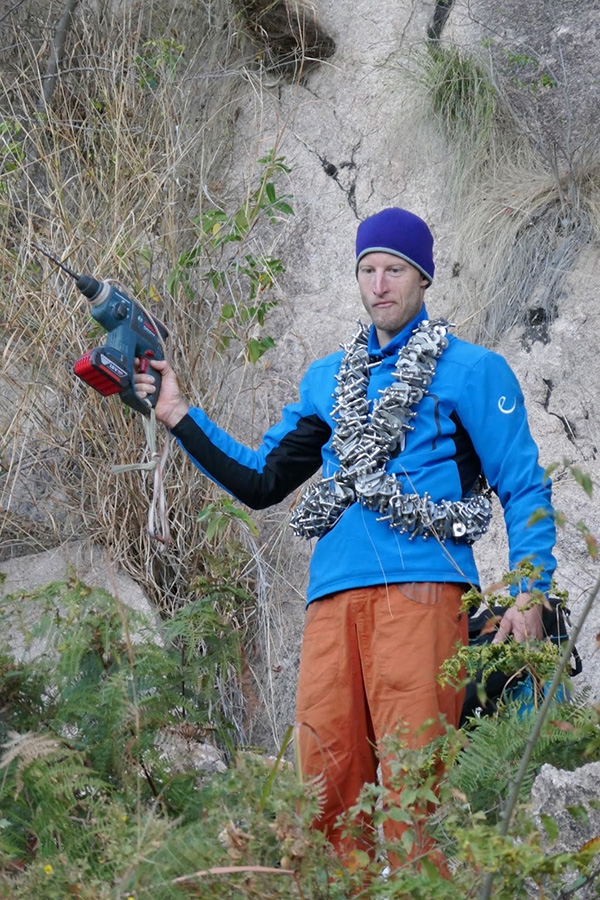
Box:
[447,0,600,159]
[1,542,155,662]
[531,761,600,854]
[155,727,227,776]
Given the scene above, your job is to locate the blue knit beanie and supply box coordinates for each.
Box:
[355,208,435,284]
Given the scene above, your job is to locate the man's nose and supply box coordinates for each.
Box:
[373,271,388,295]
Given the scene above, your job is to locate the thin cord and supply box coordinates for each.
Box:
[112,409,172,549]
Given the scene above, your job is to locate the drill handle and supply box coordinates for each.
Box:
[120,355,162,417]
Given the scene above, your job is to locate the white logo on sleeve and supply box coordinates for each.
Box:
[498,396,516,414]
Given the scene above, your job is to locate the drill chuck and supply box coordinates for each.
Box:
[74,274,103,300]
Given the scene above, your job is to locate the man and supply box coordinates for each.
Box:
[135,207,556,864]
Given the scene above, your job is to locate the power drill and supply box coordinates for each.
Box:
[36,246,168,416]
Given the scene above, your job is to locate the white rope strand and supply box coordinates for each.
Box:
[112,409,172,549]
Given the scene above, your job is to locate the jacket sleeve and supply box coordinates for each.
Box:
[456,351,556,595]
[170,366,332,509]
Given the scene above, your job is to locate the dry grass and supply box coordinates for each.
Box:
[1,1,237,573]
[0,0,299,746]
[233,0,336,81]
[411,41,600,344]
[450,151,600,344]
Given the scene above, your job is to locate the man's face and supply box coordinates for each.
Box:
[357,252,428,347]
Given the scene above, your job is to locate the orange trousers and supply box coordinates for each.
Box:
[295,583,467,863]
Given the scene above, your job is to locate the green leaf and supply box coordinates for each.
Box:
[539,813,559,843]
[234,208,249,236]
[527,508,551,526]
[421,856,442,879]
[353,849,371,869]
[178,246,203,268]
[246,339,261,363]
[421,788,440,806]
[258,725,294,811]
[166,270,179,295]
[566,804,590,826]
[197,209,228,231]
[205,517,222,542]
[220,303,236,320]
[570,465,593,497]
[257,152,291,174]
[476,682,489,707]
[274,200,294,216]
[584,533,598,559]
[265,182,276,204]
[226,506,259,535]
[576,522,598,559]
[386,806,413,824]
[210,268,227,290]
[197,500,258,537]
[400,827,415,854]
[400,787,417,806]
[245,336,275,364]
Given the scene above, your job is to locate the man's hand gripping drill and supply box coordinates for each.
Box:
[133,358,189,430]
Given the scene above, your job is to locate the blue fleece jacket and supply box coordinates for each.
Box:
[171,306,556,603]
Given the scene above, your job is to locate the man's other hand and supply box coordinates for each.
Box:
[134,358,190,429]
[492,592,543,644]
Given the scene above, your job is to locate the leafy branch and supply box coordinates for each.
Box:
[167,151,294,364]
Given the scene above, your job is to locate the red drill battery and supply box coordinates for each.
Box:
[73,347,129,396]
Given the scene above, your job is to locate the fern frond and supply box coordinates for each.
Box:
[0,731,62,796]
[451,698,600,818]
